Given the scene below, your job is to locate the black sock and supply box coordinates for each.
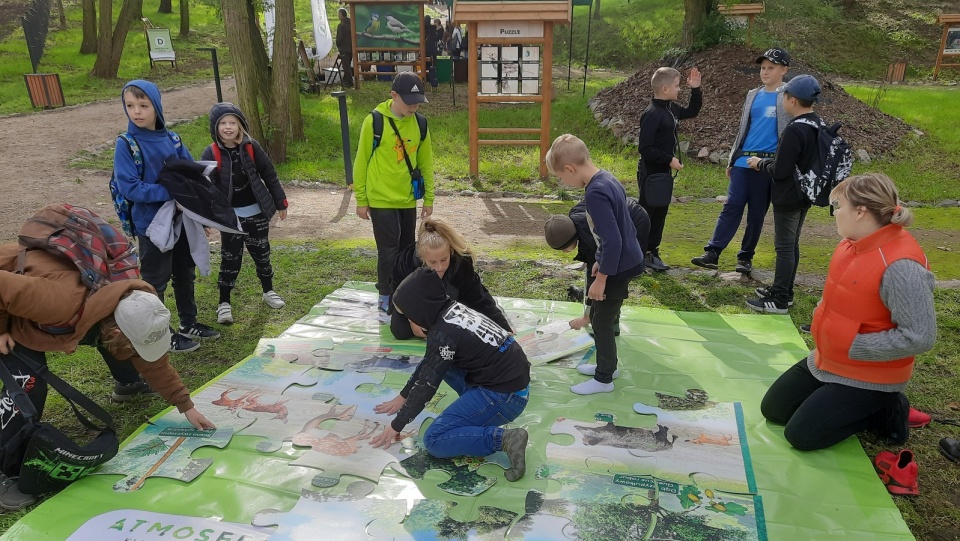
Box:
[260,277,274,293]
[219,287,232,305]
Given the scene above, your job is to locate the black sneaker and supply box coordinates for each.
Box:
[746,296,789,315]
[755,287,794,307]
[736,259,754,274]
[170,333,200,353]
[178,322,221,340]
[799,324,811,334]
[112,379,158,402]
[691,251,719,270]
[645,252,670,272]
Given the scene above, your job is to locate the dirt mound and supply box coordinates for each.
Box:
[589,44,912,158]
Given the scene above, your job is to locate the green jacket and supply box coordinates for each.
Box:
[353,99,435,208]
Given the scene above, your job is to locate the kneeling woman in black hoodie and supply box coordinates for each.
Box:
[370,268,531,481]
[389,218,512,340]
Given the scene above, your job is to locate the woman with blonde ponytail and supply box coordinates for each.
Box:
[761,173,935,461]
[388,218,512,339]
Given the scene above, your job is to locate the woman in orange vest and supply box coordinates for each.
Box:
[760,173,935,452]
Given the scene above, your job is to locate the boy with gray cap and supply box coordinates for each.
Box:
[745,74,823,314]
[354,72,435,313]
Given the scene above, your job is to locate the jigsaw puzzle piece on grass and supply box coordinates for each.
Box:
[514,321,594,366]
[391,439,512,497]
[290,415,405,487]
[94,418,233,492]
[255,337,334,364]
[251,495,409,541]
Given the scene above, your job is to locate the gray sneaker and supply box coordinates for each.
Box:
[691,251,719,270]
[0,475,36,511]
[501,428,528,482]
[644,252,670,272]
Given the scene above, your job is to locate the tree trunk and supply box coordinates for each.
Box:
[92,0,144,78]
[158,0,172,14]
[265,0,299,159]
[593,0,600,19]
[222,0,265,141]
[681,0,713,47]
[80,0,97,54]
[246,0,273,107]
[179,0,189,36]
[55,0,67,29]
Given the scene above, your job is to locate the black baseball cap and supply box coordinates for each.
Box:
[756,47,790,66]
[392,72,428,105]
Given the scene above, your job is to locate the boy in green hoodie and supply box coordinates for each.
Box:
[353,72,435,312]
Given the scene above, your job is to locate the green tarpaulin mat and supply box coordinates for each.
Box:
[3,282,912,540]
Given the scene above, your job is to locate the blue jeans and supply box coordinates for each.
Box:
[138,233,198,327]
[705,167,772,261]
[770,206,808,301]
[423,368,528,458]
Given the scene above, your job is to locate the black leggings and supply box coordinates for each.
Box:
[760,358,905,451]
[219,213,274,302]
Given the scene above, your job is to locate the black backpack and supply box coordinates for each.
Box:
[791,117,855,207]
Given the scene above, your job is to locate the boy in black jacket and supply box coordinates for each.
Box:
[370,268,531,482]
[637,66,703,271]
[544,198,650,330]
[745,75,822,314]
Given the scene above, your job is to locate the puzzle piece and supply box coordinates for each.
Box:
[392,439,512,497]
[251,495,408,540]
[514,321,594,366]
[94,419,233,492]
[236,381,348,453]
[309,350,422,373]
[506,493,577,541]
[255,337,334,363]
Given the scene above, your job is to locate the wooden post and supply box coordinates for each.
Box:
[540,21,553,179]
[934,14,960,80]
[468,21,479,177]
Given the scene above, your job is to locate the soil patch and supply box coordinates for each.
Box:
[589,44,913,157]
[0,0,30,42]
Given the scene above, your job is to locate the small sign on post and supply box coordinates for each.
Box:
[934,14,960,80]
[145,27,177,69]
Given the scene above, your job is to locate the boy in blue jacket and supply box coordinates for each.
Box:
[113,80,220,353]
[546,134,644,395]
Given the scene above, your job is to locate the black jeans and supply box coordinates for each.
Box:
[219,213,274,300]
[770,206,808,301]
[138,233,198,327]
[369,208,417,295]
[589,263,641,384]
[760,358,905,451]
[0,343,137,476]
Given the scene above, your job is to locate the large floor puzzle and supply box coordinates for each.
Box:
[5,282,914,540]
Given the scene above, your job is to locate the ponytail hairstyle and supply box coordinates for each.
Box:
[417,218,473,259]
[830,173,913,228]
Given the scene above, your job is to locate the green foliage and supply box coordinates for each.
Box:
[690,12,740,52]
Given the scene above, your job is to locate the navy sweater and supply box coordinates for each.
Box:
[584,170,645,277]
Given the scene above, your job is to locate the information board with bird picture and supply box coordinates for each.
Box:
[354,3,422,49]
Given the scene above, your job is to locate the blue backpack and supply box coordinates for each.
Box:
[109,131,182,237]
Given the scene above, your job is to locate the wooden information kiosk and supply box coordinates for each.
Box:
[453,0,571,179]
[934,14,960,80]
[345,0,429,88]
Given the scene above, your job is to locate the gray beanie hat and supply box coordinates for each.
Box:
[544,215,577,250]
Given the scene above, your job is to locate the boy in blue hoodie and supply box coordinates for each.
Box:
[113,80,220,352]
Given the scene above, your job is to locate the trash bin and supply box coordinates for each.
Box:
[377,64,393,82]
[453,58,468,83]
[435,56,452,83]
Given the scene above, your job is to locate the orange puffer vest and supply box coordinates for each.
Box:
[811,224,928,385]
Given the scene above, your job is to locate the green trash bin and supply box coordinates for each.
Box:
[435,56,452,83]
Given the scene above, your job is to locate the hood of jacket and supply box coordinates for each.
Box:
[393,268,453,329]
[208,102,250,143]
[123,80,167,134]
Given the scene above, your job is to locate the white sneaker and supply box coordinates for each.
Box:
[263,290,286,309]
[217,302,234,324]
[571,379,615,395]
[576,364,619,379]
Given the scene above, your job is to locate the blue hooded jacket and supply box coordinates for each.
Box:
[113,80,193,235]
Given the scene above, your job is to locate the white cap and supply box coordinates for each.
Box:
[114,291,171,362]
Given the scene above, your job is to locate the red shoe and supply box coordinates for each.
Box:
[874,449,919,496]
[908,407,931,429]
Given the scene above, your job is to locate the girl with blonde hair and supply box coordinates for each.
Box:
[761,173,935,470]
[388,218,512,339]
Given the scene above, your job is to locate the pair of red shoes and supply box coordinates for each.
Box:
[872,408,930,496]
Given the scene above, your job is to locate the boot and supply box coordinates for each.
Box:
[501,428,528,481]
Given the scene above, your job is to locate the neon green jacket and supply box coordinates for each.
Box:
[353,99,435,208]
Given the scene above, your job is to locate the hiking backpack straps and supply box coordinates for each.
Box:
[209,142,256,169]
[15,204,141,334]
[109,131,183,238]
[791,117,854,207]
[371,110,427,150]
